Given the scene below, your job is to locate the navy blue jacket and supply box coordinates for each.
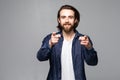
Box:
[37,31,98,80]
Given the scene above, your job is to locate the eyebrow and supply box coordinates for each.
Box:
[60,15,75,18]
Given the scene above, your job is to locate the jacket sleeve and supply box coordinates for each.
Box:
[82,37,98,66]
[37,34,51,61]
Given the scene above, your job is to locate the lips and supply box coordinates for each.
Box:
[63,24,71,26]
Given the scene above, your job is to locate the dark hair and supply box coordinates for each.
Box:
[57,5,80,31]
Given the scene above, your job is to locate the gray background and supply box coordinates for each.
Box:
[0,0,120,80]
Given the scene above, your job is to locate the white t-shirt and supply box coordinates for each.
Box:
[61,38,75,80]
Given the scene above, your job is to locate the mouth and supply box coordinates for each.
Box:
[64,24,71,26]
[64,25,71,28]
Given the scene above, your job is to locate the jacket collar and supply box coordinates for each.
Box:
[57,30,83,40]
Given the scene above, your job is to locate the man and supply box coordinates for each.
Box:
[37,5,98,80]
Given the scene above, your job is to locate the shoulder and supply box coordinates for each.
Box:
[76,30,91,37]
[43,33,51,41]
[75,30,84,37]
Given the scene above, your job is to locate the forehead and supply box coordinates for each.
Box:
[60,9,74,16]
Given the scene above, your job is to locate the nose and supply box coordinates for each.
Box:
[65,18,69,22]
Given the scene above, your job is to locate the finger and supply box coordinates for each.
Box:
[56,34,61,38]
[79,35,88,41]
[79,36,82,40]
[79,36,85,40]
[81,41,88,44]
[80,41,88,46]
[81,42,86,45]
[83,35,88,40]
[52,32,56,36]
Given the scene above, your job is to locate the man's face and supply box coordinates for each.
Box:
[58,9,77,33]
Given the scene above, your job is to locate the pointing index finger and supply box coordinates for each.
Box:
[84,35,88,40]
[79,35,88,40]
[56,34,61,38]
[52,32,56,36]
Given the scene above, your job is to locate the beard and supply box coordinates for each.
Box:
[59,22,75,33]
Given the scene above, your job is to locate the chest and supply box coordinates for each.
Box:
[52,39,82,61]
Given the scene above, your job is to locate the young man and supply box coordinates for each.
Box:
[37,5,98,80]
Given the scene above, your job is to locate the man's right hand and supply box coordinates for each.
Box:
[49,32,61,48]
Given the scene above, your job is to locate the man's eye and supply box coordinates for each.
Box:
[61,16,65,19]
[69,16,74,19]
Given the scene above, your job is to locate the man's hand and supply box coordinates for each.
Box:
[49,32,61,48]
[79,35,92,50]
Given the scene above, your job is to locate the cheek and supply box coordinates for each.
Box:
[70,21,75,25]
[69,19,75,23]
[59,20,65,24]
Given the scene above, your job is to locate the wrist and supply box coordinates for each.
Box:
[86,43,92,50]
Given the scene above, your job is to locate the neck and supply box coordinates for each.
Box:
[62,30,75,41]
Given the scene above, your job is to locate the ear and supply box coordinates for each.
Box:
[75,19,78,23]
[58,18,60,23]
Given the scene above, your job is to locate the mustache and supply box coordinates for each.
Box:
[63,22,71,25]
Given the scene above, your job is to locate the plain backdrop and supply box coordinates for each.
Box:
[0,0,120,80]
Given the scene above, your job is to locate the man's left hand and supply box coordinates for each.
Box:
[79,35,92,50]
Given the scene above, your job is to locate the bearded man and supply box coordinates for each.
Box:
[37,5,98,80]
